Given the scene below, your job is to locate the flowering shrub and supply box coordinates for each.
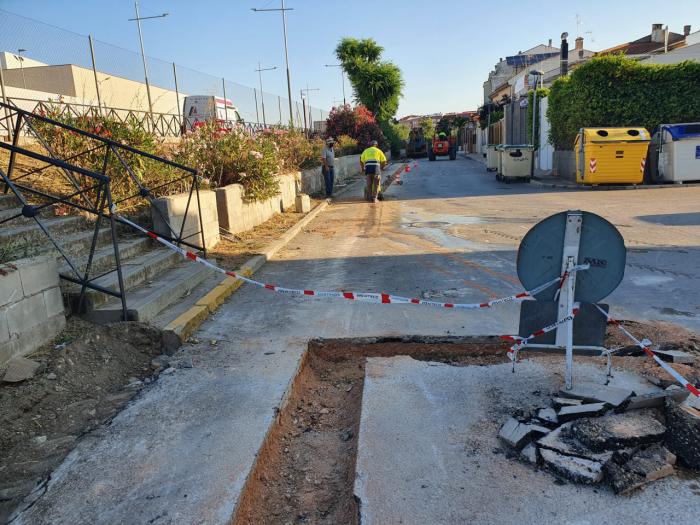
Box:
[174,123,281,201]
[29,104,185,211]
[324,105,386,150]
[262,128,323,171]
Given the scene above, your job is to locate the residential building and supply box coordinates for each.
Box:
[596,23,690,58]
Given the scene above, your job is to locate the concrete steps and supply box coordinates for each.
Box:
[0,215,88,246]
[0,191,216,327]
[58,236,152,278]
[64,248,181,310]
[89,260,216,323]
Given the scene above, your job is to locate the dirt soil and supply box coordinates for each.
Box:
[211,210,314,270]
[232,323,700,525]
[0,317,166,523]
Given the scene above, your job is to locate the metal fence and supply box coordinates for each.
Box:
[0,9,329,137]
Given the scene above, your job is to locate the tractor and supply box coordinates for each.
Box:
[406,127,428,158]
[428,131,457,161]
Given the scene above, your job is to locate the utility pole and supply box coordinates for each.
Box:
[324,64,346,106]
[255,62,277,127]
[128,2,168,127]
[252,1,294,128]
[300,85,319,134]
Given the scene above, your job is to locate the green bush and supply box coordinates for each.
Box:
[381,120,409,157]
[336,134,359,156]
[547,55,700,150]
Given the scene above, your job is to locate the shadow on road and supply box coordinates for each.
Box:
[636,212,700,226]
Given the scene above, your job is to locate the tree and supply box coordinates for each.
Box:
[335,38,404,123]
[419,117,435,139]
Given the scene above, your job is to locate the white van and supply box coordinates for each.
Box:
[182,95,243,132]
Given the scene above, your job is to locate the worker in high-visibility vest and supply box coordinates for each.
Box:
[360,140,387,202]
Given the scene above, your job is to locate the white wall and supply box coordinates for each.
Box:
[538,96,553,171]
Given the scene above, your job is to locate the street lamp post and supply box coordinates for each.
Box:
[17,49,26,89]
[128,2,168,127]
[324,64,346,106]
[529,69,544,176]
[255,62,277,127]
[252,1,294,128]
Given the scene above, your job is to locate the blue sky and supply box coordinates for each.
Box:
[1,0,699,117]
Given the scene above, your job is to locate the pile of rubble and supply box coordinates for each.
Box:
[499,380,700,494]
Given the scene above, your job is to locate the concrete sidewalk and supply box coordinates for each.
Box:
[355,356,698,525]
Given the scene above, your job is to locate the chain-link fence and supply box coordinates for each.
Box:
[0,9,329,137]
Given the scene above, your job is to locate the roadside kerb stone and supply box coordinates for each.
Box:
[557,402,608,422]
[654,349,695,364]
[623,389,689,411]
[559,382,634,408]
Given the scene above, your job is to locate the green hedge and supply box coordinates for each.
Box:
[527,88,549,149]
[547,55,700,150]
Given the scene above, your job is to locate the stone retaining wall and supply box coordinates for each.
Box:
[0,256,66,365]
[215,173,298,235]
[300,154,362,195]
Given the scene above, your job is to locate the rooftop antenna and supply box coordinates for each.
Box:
[575,14,582,38]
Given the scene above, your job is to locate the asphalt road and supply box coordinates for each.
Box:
[19,154,700,524]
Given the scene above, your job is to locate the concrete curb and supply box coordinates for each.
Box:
[163,199,331,344]
[530,178,700,191]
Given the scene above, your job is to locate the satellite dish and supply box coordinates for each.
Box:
[517,211,626,303]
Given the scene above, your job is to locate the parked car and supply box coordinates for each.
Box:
[182,95,243,133]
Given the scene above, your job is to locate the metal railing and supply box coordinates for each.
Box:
[0,101,205,320]
[0,96,293,139]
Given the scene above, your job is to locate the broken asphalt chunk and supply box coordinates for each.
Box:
[537,423,613,464]
[559,382,634,408]
[536,408,558,426]
[552,397,582,409]
[664,397,700,469]
[605,444,676,494]
[557,402,608,422]
[540,448,604,484]
[498,417,550,450]
[571,411,665,452]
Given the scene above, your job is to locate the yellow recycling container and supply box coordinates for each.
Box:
[575,127,651,185]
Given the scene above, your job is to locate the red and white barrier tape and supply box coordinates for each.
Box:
[501,305,581,361]
[116,214,588,311]
[594,304,700,397]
